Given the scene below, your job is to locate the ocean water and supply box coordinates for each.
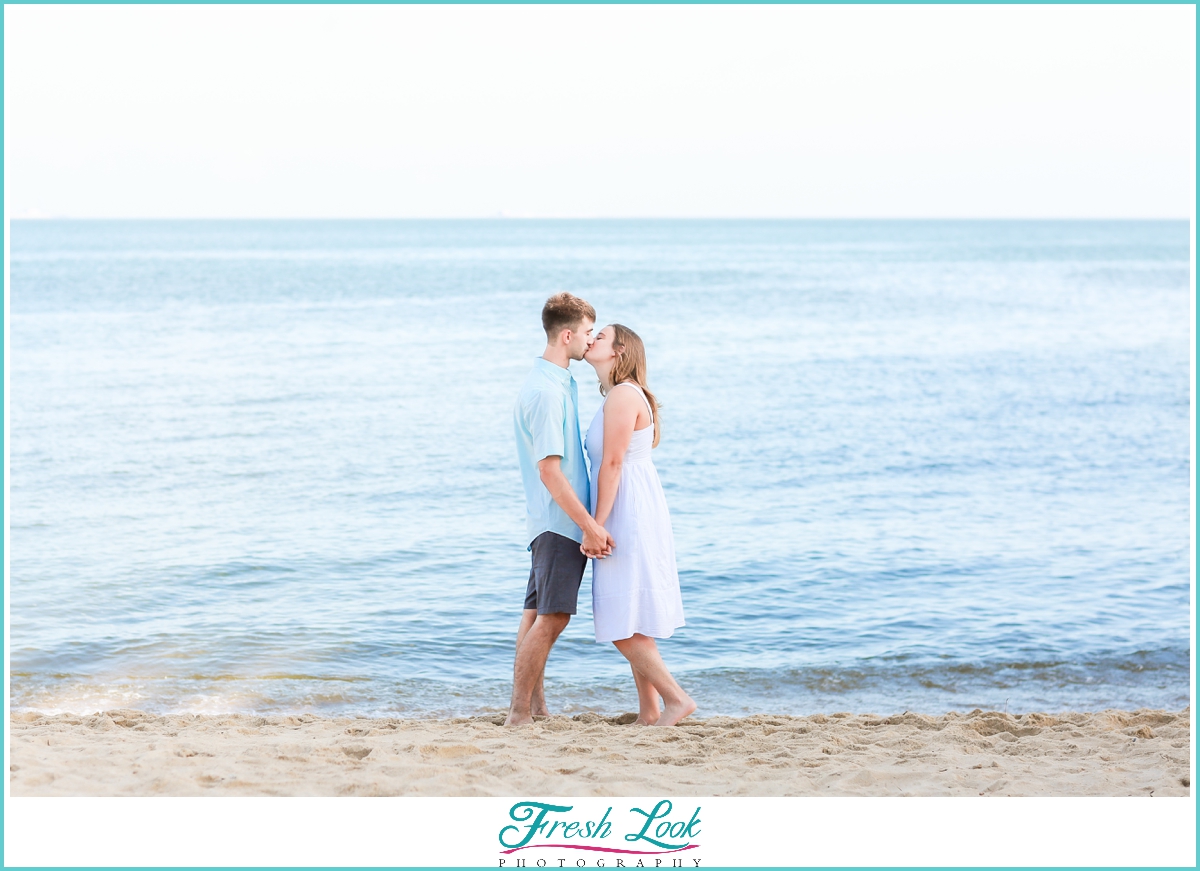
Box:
[7,219,1192,718]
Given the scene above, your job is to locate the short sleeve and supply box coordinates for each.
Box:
[525,389,566,461]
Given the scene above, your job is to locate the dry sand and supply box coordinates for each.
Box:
[9,707,1190,797]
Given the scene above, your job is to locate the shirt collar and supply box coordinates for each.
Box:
[535,356,574,385]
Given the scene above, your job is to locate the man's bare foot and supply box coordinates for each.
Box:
[654,696,696,727]
[532,707,550,718]
[504,713,535,726]
[633,716,659,726]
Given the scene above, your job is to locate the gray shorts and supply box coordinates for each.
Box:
[524,531,587,615]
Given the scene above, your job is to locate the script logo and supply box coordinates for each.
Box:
[498,800,702,867]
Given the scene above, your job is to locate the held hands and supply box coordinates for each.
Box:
[581,521,615,560]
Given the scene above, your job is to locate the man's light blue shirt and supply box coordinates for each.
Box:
[514,357,590,548]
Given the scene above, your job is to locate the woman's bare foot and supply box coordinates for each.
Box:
[654,696,696,727]
[633,715,659,726]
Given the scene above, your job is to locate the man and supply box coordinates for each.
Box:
[507,292,615,727]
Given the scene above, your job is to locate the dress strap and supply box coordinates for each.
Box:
[614,381,654,420]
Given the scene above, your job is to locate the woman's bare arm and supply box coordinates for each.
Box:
[593,387,644,528]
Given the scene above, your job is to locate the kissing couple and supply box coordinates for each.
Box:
[507,292,696,728]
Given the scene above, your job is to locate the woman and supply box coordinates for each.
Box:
[583,324,696,727]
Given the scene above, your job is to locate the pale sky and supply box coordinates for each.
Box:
[4,4,1195,219]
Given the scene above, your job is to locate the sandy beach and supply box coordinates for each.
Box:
[9,706,1190,797]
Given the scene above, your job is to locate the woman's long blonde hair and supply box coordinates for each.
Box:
[600,323,662,447]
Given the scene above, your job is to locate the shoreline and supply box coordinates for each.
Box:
[10,706,1190,797]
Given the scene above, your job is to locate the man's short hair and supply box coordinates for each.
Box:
[541,292,596,340]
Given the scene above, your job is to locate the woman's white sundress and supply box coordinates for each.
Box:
[585,382,685,643]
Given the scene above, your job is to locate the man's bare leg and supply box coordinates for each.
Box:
[630,663,661,725]
[612,634,696,727]
[532,663,550,717]
[506,612,570,726]
[514,609,550,716]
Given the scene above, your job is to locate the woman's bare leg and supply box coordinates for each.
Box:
[612,634,696,727]
[627,660,661,725]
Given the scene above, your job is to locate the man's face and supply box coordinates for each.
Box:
[564,318,595,361]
